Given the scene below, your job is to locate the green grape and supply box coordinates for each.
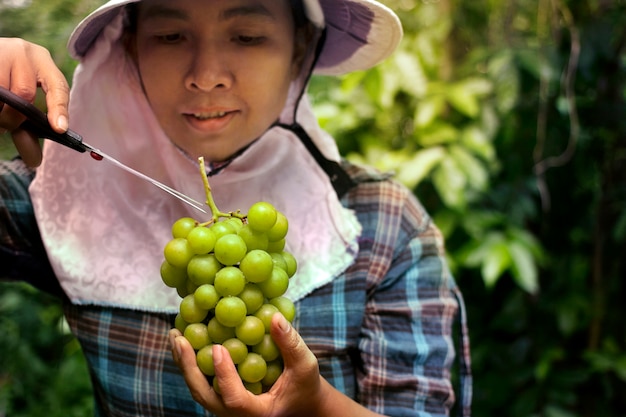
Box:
[187,226,216,254]
[258,267,289,299]
[176,285,190,298]
[210,221,236,240]
[164,195,297,395]
[214,234,247,265]
[238,352,267,383]
[239,249,273,283]
[270,253,288,272]
[269,296,296,322]
[238,283,265,314]
[186,279,199,295]
[215,296,247,327]
[237,224,269,251]
[235,316,265,346]
[196,345,215,376]
[212,377,221,395]
[253,304,279,333]
[252,334,280,362]
[171,217,197,238]
[226,217,244,231]
[164,238,194,268]
[244,381,263,395]
[266,238,286,253]
[222,338,248,364]
[174,313,189,333]
[262,360,283,387]
[214,266,246,296]
[187,254,222,286]
[247,202,277,232]
[281,251,298,277]
[267,211,288,242]
[207,317,236,344]
[194,284,220,310]
[184,323,211,350]
[160,260,187,288]
[179,294,209,323]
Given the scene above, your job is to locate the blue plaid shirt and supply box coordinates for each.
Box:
[1,158,472,417]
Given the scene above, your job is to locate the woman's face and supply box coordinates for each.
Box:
[134,0,299,161]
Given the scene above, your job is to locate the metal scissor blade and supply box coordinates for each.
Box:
[83,143,208,214]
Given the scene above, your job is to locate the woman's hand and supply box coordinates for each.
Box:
[0,37,70,166]
[169,312,331,417]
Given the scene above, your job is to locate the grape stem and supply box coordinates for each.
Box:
[198,157,245,223]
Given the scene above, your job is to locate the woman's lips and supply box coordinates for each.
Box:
[183,110,237,133]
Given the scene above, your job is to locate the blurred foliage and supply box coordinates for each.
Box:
[1,0,626,416]
[0,282,93,417]
[311,0,626,416]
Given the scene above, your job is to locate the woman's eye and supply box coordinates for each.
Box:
[236,35,264,45]
[157,33,183,44]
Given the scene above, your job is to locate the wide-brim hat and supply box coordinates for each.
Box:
[67,0,403,76]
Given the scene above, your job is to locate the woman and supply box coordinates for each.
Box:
[0,0,472,415]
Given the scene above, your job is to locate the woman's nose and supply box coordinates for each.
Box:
[185,43,234,92]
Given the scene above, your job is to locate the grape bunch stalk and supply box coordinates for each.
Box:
[160,157,297,394]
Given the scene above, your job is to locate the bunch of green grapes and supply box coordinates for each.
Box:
[160,201,297,394]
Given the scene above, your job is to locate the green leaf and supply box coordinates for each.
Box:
[460,124,497,163]
[509,240,539,294]
[414,95,446,128]
[544,405,577,417]
[516,48,557,82]
[349,141,411,175]
[457,240,486,269]
[447,85,480,118]
[535,348,565,381]
[459,231,502,266]
[460,210,507,240]
[557,305,579,336]
[396,146,445,189]
[446,78,493,118]
[449,144,489,191]
[614,356,626,381]
[414,32,441,72]
[432,155,467,209]
[480,104,500,140]
[390,50,428,99]
[481,240,511,287]
[507,227,545,263]
[339,71,367,94]
[488,51,520,114]
[415,122,459,147]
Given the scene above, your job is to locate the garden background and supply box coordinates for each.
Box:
[1,0,625,416]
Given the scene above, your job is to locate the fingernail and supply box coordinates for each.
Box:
[174,336,183,358]
[277,313,290,333]
[57,115,68,131]
[212,344,223,365]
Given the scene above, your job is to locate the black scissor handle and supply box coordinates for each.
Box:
[0,86,86,153]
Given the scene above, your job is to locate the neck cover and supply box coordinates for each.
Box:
[29,13,361,312]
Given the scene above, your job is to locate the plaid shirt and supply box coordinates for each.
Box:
[1,158,472,417]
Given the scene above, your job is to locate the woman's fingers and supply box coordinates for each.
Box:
[0,37,70,166]
[40,74,70,134]
[270,313,318,376]
[11,128,42,167]
[169,329,216,406]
